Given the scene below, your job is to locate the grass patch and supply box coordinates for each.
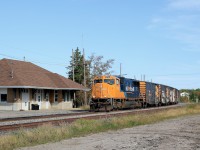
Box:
[79,105,90,110]
[1,104,200,150]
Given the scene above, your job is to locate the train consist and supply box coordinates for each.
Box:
[90,75,179,111]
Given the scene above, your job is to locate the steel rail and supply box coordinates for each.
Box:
[0,104,184,132]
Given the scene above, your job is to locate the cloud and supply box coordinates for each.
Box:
[148,14,200,32]
[146,1,200,89]
[147,1,200,52]
[167,0,200,10]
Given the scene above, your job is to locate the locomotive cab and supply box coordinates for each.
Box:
[92,76,124,100]
[90,75,125,111]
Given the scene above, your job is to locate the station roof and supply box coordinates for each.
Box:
[0,58,89,91]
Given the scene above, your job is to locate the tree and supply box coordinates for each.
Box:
[67,47,84,84]
[190,91,199,102]
[67,48,85,107]
[67,49,115,106]
[180,88,200,103]
[87,53,115,80]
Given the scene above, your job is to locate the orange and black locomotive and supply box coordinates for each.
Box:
[90,75,179,111]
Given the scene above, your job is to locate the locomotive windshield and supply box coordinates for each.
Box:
[104,79,115,85]
[94,79,103,84]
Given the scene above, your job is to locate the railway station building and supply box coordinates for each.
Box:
[0,58,88,111]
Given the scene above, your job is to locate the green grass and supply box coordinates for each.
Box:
[79,105,90,110]
[1,104,200,150]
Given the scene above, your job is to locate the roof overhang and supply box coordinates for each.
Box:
[0,86,90,91]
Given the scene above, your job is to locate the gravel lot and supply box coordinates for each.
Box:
[19,114,200,150]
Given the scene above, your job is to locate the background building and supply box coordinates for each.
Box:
[180,92,189,98]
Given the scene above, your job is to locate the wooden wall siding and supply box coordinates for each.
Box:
[7,88,14,103]
[7,88,21,103]
[58,90,63,103]
[49,90,54,103]
[29,89,33,101]
[15,89,20,100]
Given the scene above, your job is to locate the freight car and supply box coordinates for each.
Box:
[90,75,179,111]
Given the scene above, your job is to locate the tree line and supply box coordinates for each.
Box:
[180,89,200,103]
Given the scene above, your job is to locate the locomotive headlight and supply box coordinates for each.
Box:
[104,96,107,97]
[93,96,95,98]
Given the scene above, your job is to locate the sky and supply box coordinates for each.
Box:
[0,0,200,89]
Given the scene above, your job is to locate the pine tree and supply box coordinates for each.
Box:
[67,47,89,106]
[67,47,84,84]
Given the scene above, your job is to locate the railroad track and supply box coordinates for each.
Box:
[0,104,184,132]
[0,111,90,122]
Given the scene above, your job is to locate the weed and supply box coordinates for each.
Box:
[0,104,200,150]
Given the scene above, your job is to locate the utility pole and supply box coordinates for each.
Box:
[82,33,87,105]
[120,63,122,77]
[72,49,75,82]
[83,49,87,105]
[72,49,76,106]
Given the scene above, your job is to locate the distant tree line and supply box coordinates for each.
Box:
[180,89,200,103]
[67,47,114,107]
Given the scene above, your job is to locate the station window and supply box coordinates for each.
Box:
[62,91,65,102]
[21,89,28,93]
[38,96,41,102]
[46,94,49,102]
[44,90,49,102]
[67,91,71,102]
[63,91,70,102]
[54,90,58,102]
[13,89,17,99]
[1,94,7,102]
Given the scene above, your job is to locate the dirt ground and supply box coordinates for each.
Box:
[19,114,200,150]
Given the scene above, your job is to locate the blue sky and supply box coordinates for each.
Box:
[0,0,200,89]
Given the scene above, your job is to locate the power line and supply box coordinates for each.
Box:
[1,53,200,77]
[0,53,67,66]
[150,73,200,77]
[0,53,20,60]
[30,60,66,66]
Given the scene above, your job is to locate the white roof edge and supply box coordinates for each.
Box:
[0,86,90,91]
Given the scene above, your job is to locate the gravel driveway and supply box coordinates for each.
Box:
[19,114,200,150]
